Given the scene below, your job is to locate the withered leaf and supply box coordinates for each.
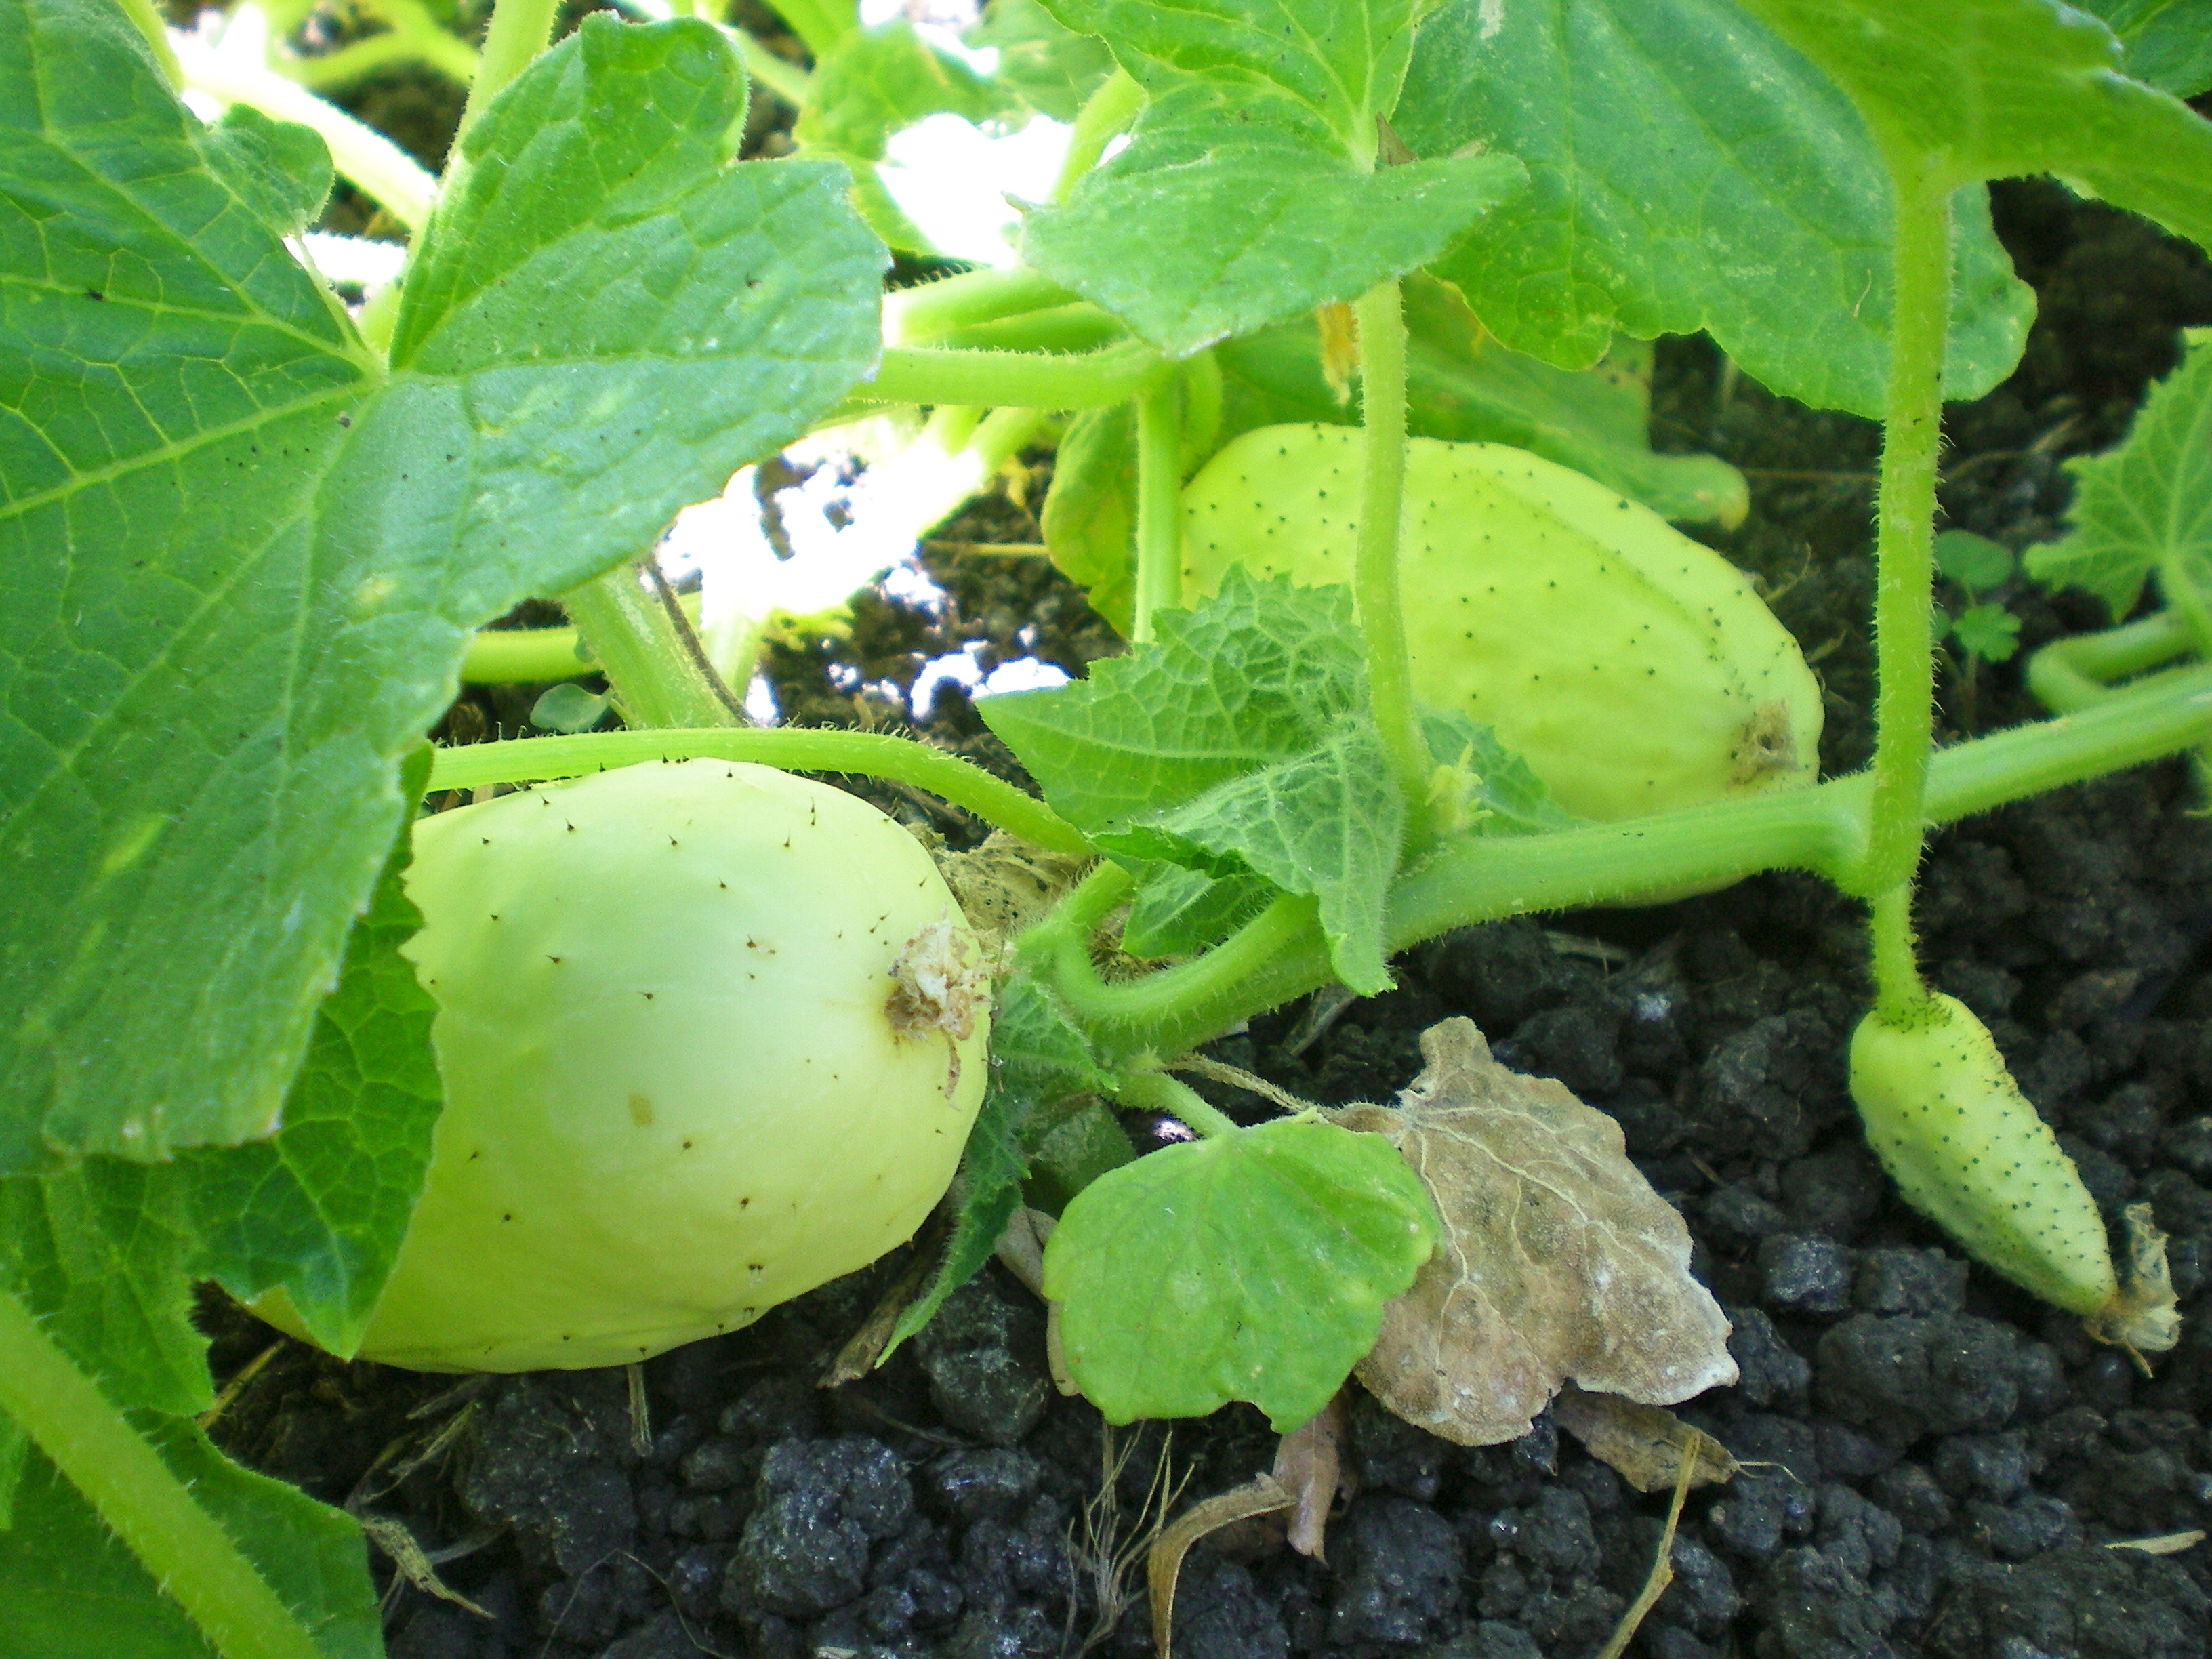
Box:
[1551,1386,1740,1494]
[1344,1020,1736,1444]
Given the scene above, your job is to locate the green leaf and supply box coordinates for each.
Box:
[1734,0,2212,253]
[0,754,440,1409]
[1041,1115,1438,1429]
[1023,1099,1134,1214]
[980,571,1401,992]
[2074,0,2212,96]
[1122,862,1275,957]
[0,1418,380,1659]
[1040,403,1141,633]
[966,0,1115,121]
[0,1415,24,1530]
[199,105,333,234]
[884,971,1114,1357]
[2026,332,2212,620]
[1935,528,2017,594]
[1419,709,1580,838]
[1024,78,1524,354]
[1393,0,2034,419]
[1950,602,2022,663]
[1,6,884,1172]
[794,20,1023,253]
[1216,275,1750,526]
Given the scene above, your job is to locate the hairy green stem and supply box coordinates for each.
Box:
[1353,277,1431,846]
[2026,610,2196,714]
[457,0,560,138]
[1040,663,2212,1063]
[730,24,813,105]
[1867,886,1927,1022]
[560,567,739,729]
[425,727,1097,854]
[884,268,1080,346]
[116,0,186,87]
[1055,68,1145,202]
[860,342,1170,411]
[173,41,437,228]
[928,305,1127,356]
[287,0,478,87]
[1113,1071,1239,1139]
[461,590,700,684]
[0,1290,322,1659]
[1132,382,1184,642]
[1857,163,1953,940]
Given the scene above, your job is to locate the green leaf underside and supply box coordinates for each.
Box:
[0,761,440,1419]
[794,20,1021,253]
[1025,81,1524,356]
[1023,0,1524,353]
[965,0,1116,121]
[1040,404,1141,632]
[981,571,1401,993]
[1122,862,1275,957]
[1041,1115,1438,1429]
[2026,333,2212,626]
[1215,275,1749,526]
[1735,0,2212,255]
[0,1417,380,1659]
[1393,0,2034,419]
[0,6,884,1171]
[2075,0,2212,96]
[884,973,1116,1356]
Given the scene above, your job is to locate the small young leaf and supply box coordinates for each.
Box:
[2025,333,2212,621]
[1933,529,2016,594]
[1736,0,2212,254]
[0,1418,381,1658]
[1122,863,1275,958]
[1023,0,1525,352]
[966,0,1115,120]
[884,972,1117,1356]
[1418,710,1580,839]
[198,104,334,234]
[1348,1020,1737,1445]
[1041,1115,1439,1429]
[980,571,1401,992]
[1393,0,2034,419]
[1950,603,2022,664]
[530,683,613,733]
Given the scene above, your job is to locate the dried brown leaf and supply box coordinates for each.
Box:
[2106,1530,2205,1555]
[359,1513,491,1618]
[1345,1020,1736,1445]
[1271,1391,1347,1560]
[1551,1386,1740,1494]
[1147,1476,1292,1659]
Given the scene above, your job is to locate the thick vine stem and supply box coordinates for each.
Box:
[1055,68,1145,202]
[861,342,1170,412]
[1031,663,2212,1065]
[1132,382,1185,642]
[560,566,739,729]
[2026,610,2196,714]
[1856,161,1954,937]
[424,727,1097,855]
[457,0,562,138]
[1113,1070,1239,1139]
[0,1288,323,1659]
[884,268,1080,346]
[1351,277,1431,848]
[1867,885,1929,1024]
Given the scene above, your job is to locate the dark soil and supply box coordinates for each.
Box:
[203,179,2212,1659]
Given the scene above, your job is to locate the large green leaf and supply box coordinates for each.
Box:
[1393,0,2035,419]
[0,1418,380,1659]
[981,571,1401,991]
[0,4,884,1172]
[2075,0,2212,96]
[1735,0,2212,252]
[0,777,441,1415]
[2026,332,2212,624]
[1022,0,1525,353]
[1042,1115,1438,1429]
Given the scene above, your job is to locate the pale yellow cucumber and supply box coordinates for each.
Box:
[1179,424,1821,822]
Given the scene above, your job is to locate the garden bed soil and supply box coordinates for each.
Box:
[197,180,2212,1659]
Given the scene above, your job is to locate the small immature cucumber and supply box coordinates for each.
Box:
[1851,993,2175,1349]
[260,760,991,1372]
[1180,425,1821,822]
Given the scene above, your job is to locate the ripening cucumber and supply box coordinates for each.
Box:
[258,760,991,1372]
[1850,994,2174,1349]
[1180,425,1822,821]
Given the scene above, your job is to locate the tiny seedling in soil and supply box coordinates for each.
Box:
[3,1,2212,1655]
